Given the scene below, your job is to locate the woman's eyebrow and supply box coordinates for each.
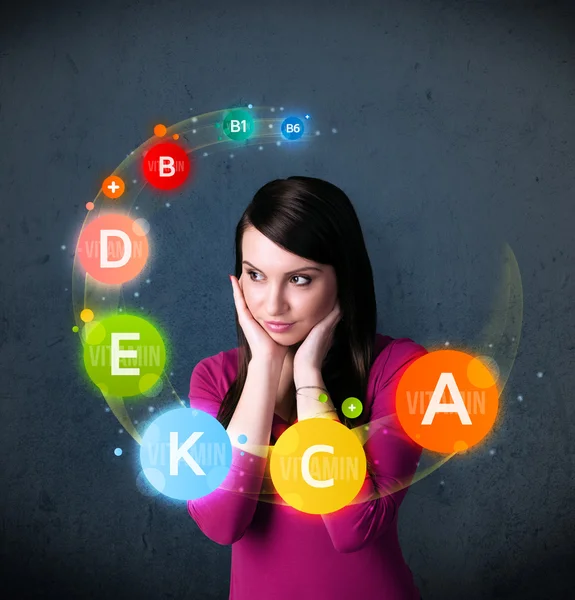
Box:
[242,260,323,275]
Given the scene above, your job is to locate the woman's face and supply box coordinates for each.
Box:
[239,226,338,345]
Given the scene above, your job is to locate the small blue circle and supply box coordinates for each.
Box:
[281,117,304,140]
[237,434,248,444]
[140,407,232,501]
[114,448,123,456]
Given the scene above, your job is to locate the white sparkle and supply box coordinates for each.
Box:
[488,343,493,348]
[445,341,450,346]
[146,279,151,284]
[440,480,445,486]
[118,428,123,433]
[140,306,144,310]
[512,336,516,341]
[165,202,171,208]
[276,141,281,146]
[258,146,264,151]
[192,117,198,123]
[61,245,66,250]
[305,114,310,119]
[148,406,155,412]
[102,296,106,301]
[248,104,253,109]
[268,123,273,129]
[315,130,321,135]
[270,107,275,112]
[229,153,235,158]
[536,371,544,378]
[517,394,523,402]
[489,448,496,456]
[203,152,208,157]
[170,371,174,377]
[119,308,123,312]
[279,106,284,111]
[64,288,68,291]
[192,129,197,134]
[134,420,139,424]
[132,179,137,184]
[105,407,110,412]
[331,128,338,134]
[134,292,140,298]
[172,390,177,395]
[135,206,139,210]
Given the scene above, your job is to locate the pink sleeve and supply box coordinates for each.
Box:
[186,353,268,545]
[321,339,428,553]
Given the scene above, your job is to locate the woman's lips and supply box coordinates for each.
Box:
[264,321,294,333]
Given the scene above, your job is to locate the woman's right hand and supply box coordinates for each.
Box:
[230,274,290,365]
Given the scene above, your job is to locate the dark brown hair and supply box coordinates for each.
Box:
[217,176,379,474]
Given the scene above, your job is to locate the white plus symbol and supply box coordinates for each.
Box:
[349,403,356,412]
[108,181,120,194]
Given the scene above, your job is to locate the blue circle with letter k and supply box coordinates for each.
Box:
[140,407,232,500]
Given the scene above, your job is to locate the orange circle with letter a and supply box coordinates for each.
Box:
[395,350,499,454]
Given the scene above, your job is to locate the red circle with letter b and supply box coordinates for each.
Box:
[142,142,193,191]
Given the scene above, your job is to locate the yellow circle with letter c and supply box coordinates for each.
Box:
[269,418,367,514]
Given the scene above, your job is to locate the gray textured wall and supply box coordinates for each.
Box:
[1,0,574,598]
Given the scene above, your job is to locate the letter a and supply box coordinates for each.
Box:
[422,372,472,425]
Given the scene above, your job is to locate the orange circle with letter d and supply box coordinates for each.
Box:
[396,350,499,454]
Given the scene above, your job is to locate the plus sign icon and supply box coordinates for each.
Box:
[142,141,193,191]
[101,175,125,199]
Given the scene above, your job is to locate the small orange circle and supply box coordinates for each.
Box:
[172,133,179,140]
[86,202,95,211]
[154,124,167,137]
[101,175,125,199]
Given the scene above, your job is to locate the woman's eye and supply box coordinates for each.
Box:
[246,271,311,286]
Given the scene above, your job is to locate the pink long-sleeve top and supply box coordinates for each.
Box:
[187,334,427,600]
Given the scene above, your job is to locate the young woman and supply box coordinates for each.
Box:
[187,176,427,600]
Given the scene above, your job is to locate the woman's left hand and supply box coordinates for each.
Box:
[293,300,343,374]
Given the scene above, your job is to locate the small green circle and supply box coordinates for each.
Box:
[223,109,255,141]
[318,393,328,403]
[342,397,363,419]
[72,326,79,333]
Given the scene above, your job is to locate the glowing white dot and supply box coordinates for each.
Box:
[248,104,253,109]
[279,107,284,111]
[270,107,275,112]
[135,206,139,210]
[488,343,493,348]
[134,420,138,424]
[170,371,174,377]
[105,407,110,412]
[331,128,338,133]
[276,141,281,146]
[148,406,155,412]
[114,448,123,456]
[229,153,235,158]
[445,341,450,346]
[305,114,310,119]
[536,371,544,378]
[134,292,140,298]
[315,130,321,135]
[192,117,198,123]
[512,336,516,341]
[192,129,197,134]
[140,306,144,310]
[489,448,496,455]
[165,202,171,208]
[132,179,137,184]
[119,308,123,312]
[61,245,66,250]
[268,124,273,129]
[258,146,263,151]
[146,279,151,284]
[118,429,123,433]
[517,394,523,402]
[64,288,68,291]
[203,152,208,157]
[440,480,445,486]
[172,390,176,395]
[102,296,106,301]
